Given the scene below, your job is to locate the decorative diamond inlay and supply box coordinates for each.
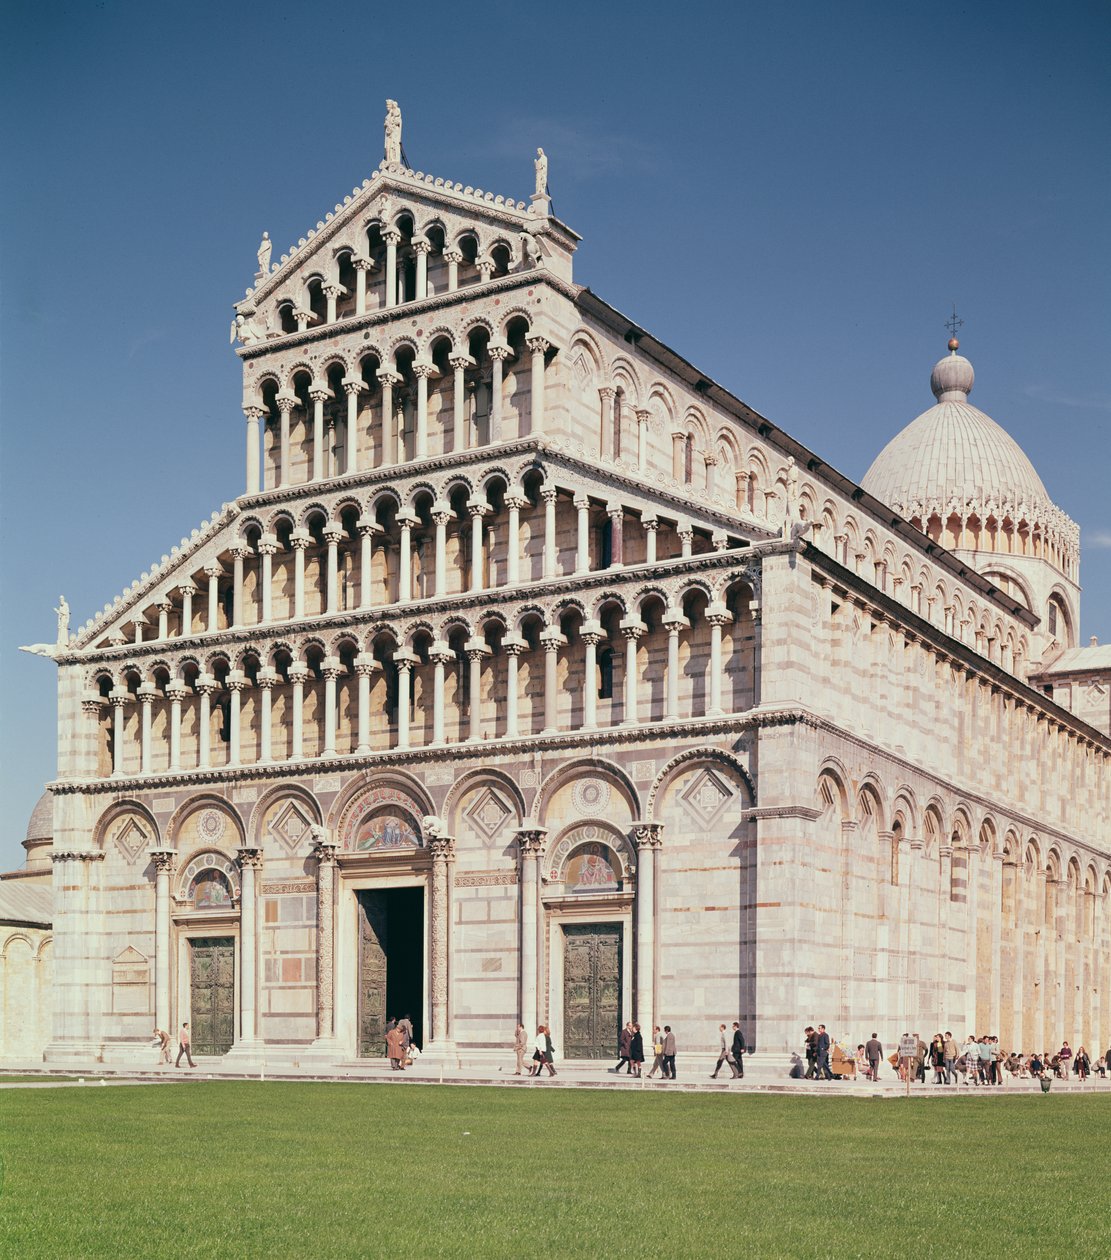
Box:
[269,800,313,854]
[113,817,151,864]
[678,768,734,826]
[464,788,512,840]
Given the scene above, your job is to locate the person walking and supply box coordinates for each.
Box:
[1074,1046,1091,1082]
[1058,1041,1073,1081]
[943,1031,958,1085]
[629,1023,644,1077]
[929,1034,946,1084]
[543,1025,557,1077]
[731,1023,747,1080]
[513,1023,528,1074]
[661,1025,677,1080]
[175,1022,196,1068]
[531,1025,553,1077]
[386,1022,406,1070]
[612,1021,634,1074]
[865,1032,883,1082]
[711,1024,737,1079]
[152,1027,171,1065]
[803,1027,818,1079]
[398,1013,414,1066]
[815,1024,832,1081]
[646,1027,664,1078]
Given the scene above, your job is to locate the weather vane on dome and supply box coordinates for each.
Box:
[945,304,964,349]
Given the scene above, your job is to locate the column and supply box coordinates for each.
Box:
[542,487,558,578]
[575,496,590,573]
[291,532,310,619]
[323,283,344,324]
[428,834,455,1046]
[527,336,550,434]
[443,247,462,292]
[231,545,248,628]
[196,678,215,769]
[256,669,276,762]
[468,501,488,592]
[488,343,511,442]
[466,640,491,741]
[397,511,416,602]
[608,503,624,567]
[354,654,378,753]
[323,525,342,614]
[632,823,663,1036]
[237,847,263,1043]
[450,353,474,450]
[620,620,646,725]
[598,386,616,458]
[678,523,694,558]
[358,519,379,609]
[643,516,659,565]
[671,430,685,480]
[343,378,365,474]
[109,689,129,777]
[663,613,689,720]
[353,256,374,314]
[288,664,308,760]
[151,849,176,1037]
[167,681,185,770]
[476,257,496,285]
[990,849,1004,1034]
[244,405,263,494]
[502,636,525,738]
[431,505,452,597]
[309,387,332,481]
[429,642,451,744]
[412,236,430,299]
[540,630,565,733]
[635,408,651,472]
[132,615,146,645]
[204,563,222,632]
[706,602,733,717]
[258,537,277,624]
[581,622,602,730]
[395,651,415,749]
[383,229,401,307]
[377,370,401,465]
[505,494,525,586]
[321,657,340,756]
[156,600,172,641]
[138,685,156,773]
[413,361,438,460]
[515,828,546,1034]
[275,392,295,487]
[177,582,195,637]
[312,831,339,1043]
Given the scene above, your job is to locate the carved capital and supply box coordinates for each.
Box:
[428,835,456,862]
[632,822,664,851]
[150,847,178,875]
[308,386,334,404]
[487,341,512,362]
[237,845,264,871]
[342,376,366,397]
[540,487,558,506]
[526,336,551,356]
[501,633,527,658]
[515,826,547,856]
[312,825,339,865]
[442,247,464,264]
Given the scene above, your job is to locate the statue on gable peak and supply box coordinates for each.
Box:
[384,99,402,165]
[534,147,548,198]
[256,231,272,276]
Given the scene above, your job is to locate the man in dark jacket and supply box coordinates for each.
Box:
[612,1021,633,1074]
[803,1026,818,1078]
[816,1025,832,1080]
[865,1033,883,1081]
[731,1023,747,1079]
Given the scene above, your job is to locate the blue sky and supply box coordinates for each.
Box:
[2,1,1108,869]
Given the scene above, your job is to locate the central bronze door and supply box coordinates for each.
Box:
[189,937,234,1056]
[357,888,424,1056]
[562,923,622,1059]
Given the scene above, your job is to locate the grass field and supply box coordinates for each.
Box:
[1,1083,1106,1259]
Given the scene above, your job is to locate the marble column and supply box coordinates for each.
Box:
[488,343,511,442]
[678,523,694,559]
[598,386,616,459]
[505,494,525,586]
[178,582,196,637]
[377,370,401,466]
[581,622,602,730]
[540,630,565,733]
[643,516,659,565]
[323,283,344,323]
[429,834,455,1046]
[358,519,379,610]
[575,496,590,573]
[706,602,733,717]
[244,405,263,494]
[449,353,474,451]
[312,830,339,1043]
[353,256,374,315]
[608,504,624,567]
[204,563,222,633]
[309,387,333,482]
[226,671,246,764]
[258,537,277,624]
[151,849,177,1038]
[413,360,438,460]
[231,545,248,628]
[167,682,186,770]
[343,378,365,474]
[290,532,310,620]
[109,689,130,777]
[429,642,452,744]
[397,512,417,603]
[502,635,525,738]
[288,664,308,760]
[156,600,172,642]
[515,828,546,1036]
[237,847,263,1043]
[431,505,452,597]
[323,526,342,614]
[443,247,462,292]
[468,501,488,592]
[137,685,156,773]
[256,669,276,762]
[663,613,689,720]
[322,657,341,756]
[632,823,662,1038]
[542,487,558,579]
[620,620,646,725]
[635,408,651,472]
[383,229,401,308]
[275,393,295,487]
[354,654,378,753]
[527,336,549,434]
[395,652,416,749]
[466,640,491,741]
[412,236,431,299]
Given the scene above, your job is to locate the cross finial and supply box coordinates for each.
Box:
[945,305,964,338]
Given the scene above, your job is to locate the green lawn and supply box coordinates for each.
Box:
[1,1084,1106,1259]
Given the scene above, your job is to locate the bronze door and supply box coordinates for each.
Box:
[189,937,234,1055]
[562,923,622,1059]
[358,892,389,1057]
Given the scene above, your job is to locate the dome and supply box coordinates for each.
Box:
[25,790,53,843]
[862,343,1048,515]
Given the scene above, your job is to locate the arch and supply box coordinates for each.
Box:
[166,795,245,851]
[329,771,435,847]
[646,747,755,818]
[856,778,888,832]
[443,767,528,836]
[542,818,637,889]
[176,849,241,903]
[247,782,323,846]
[535,757,641,828]
[94,800,161,853]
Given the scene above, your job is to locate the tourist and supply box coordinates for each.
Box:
[531,1025,551,1076]
[1028,1052,1044,1078]
[385,1014,396,1058]
[978,1037,993,1085]
[865,1032,883,1082]
[710,1024,737,1079]
[543,1025,557,1076]
[914,1034,928,1084]
[929,1035,946,1084]
[398,1013,414,1065]
[960,1034,978,1084]
[629,1023,644,1077]
[175,1022,195,1068]
[1074,1046,1090,1082]
[612,1021,633,1074]
[815,1025,833,1081]
[386,1022,406,1070]
[513,1023,528,1074]
[1058,1041,1073,1080]
[646,1027,664,1078]
[731,1023,747,1080]
[943,1031,958,1084]
[1094,1054,1106,1079]
[661,1025,677,1079]
[803,1026,818,1079]
[151,1026,171,1065]
[855,1044,868,1079]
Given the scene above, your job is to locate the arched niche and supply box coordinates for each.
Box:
[336,783,428,852]
[542,820,636,891]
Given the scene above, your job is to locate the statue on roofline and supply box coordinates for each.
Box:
[534,147,548,197]
[256,231,272,276]
[54,596,70,646]
[384,99,402,164]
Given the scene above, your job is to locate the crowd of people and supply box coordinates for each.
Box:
[795,1026,1111,1086]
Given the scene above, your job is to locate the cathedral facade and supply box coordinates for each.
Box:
[10,110,1110,1065]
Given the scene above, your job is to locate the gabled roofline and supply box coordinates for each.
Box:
[576,287,1041,631]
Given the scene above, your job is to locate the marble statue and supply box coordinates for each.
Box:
[385,100,402,164]
[54,596,69,646]
[534,147,548,197]
[230,312,270,346]
[519,231,545,269]
[256,231,272,275]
